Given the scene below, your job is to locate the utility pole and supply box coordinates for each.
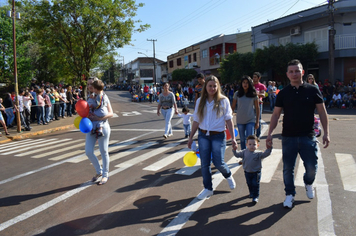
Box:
[328,0,335,84]
[147,39,157,84]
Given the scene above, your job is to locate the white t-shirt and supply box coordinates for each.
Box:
[23,96,31,110]
[177,113,193,125]
[193,97,233,135]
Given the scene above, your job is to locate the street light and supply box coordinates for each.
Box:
[7,0,21,133]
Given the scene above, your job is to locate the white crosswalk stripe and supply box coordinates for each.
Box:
[336,153,356,192]
[66,140,123,163]
[15,139,83,157]
[0,139,45,152]
[1,139,60,155]
[0,139,35,149]
[3,138,356,193]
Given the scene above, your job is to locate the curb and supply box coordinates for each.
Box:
[0,124,75,143]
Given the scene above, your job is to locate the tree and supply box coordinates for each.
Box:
[254,42,318,83]
[21,0,149,85]
[0,4,36,88]
[219,52,254,84]
[171,68,197,83]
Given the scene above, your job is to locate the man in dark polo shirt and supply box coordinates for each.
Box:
[266,59,330,209]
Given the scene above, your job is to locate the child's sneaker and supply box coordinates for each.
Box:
[252,197,259,203]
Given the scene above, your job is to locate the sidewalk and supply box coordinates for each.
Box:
[0,115,76,144]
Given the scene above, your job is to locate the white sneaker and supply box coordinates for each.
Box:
[283,195,295,208]
[252,197,259,203]
[227,176,236,190]
[163,134,167,139]
[168,134,173,137]
[197,189,213,200]
[305,184,315,199]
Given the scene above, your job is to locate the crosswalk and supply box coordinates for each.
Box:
[1,137,355,192]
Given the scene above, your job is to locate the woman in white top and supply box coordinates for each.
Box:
[59,88,67,118]
[188,76,237,200]
[157,83,178,139]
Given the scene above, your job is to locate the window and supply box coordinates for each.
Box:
[279,36,291,45]
[228,45,234,54]
[140,69,153,77]
[177,58,181,66]
[188,55,191,63]
[305,28,328,52]
[256,40,269,49]
[193,53,197,61]
[202,49,208,58]
[169,60,174,68]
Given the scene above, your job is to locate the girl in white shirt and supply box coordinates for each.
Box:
[188,75,237,200]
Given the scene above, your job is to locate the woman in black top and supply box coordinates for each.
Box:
[3,93,16,128]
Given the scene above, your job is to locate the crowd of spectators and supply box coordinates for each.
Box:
[320,80,356,109]
[0,79,83,135]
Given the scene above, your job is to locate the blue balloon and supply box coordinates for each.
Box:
[234,128,238,137]
[195,149,213,159]
[157,99,159,103]
[179,94,183,97]
[79,117,93,133]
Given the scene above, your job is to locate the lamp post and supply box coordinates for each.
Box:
[7,0,21,133]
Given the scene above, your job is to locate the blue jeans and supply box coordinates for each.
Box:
[236,122,255,150]
[59,102,66,117]
[256,103,263,138]
[282,136,318,196]
[37,106,46,124]
[67,103,72,117]
[183,123,191,136]
[5,108,15,126]
[269,95,276,111]
[85,122,111,178]
[198,129,232,191]
[45,106,51,123]
[161,108,174,135]
[244,171,261,198]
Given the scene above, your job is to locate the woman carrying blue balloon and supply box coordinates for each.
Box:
[85,77,113,185]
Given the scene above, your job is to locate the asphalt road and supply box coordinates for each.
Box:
[0,90,355,236]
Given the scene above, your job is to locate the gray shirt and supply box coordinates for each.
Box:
[232,148,272,173]
[159,92,176,107]
[233,92,258,124]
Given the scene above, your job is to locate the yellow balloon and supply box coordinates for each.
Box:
[183,151,198,167]
[265,92,268,97]
[176,93,179,97]
[74,116,82,129]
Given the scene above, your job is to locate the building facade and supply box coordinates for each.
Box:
[252,0,356,84]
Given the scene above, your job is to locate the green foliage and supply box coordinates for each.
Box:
[220,43,318,84]
[21,0,149,84]
[171,68,197,83]
[0,4,36,88]
[219,52,254,84]
[254,42,318,81]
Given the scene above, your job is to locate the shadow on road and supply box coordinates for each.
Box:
[0,184,81,207]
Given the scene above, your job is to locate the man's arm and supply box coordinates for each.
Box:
[266,106,282,148]
[316,103,330,148]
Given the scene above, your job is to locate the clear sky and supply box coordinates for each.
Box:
[118,0,328,64]
[0,0,329,65]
